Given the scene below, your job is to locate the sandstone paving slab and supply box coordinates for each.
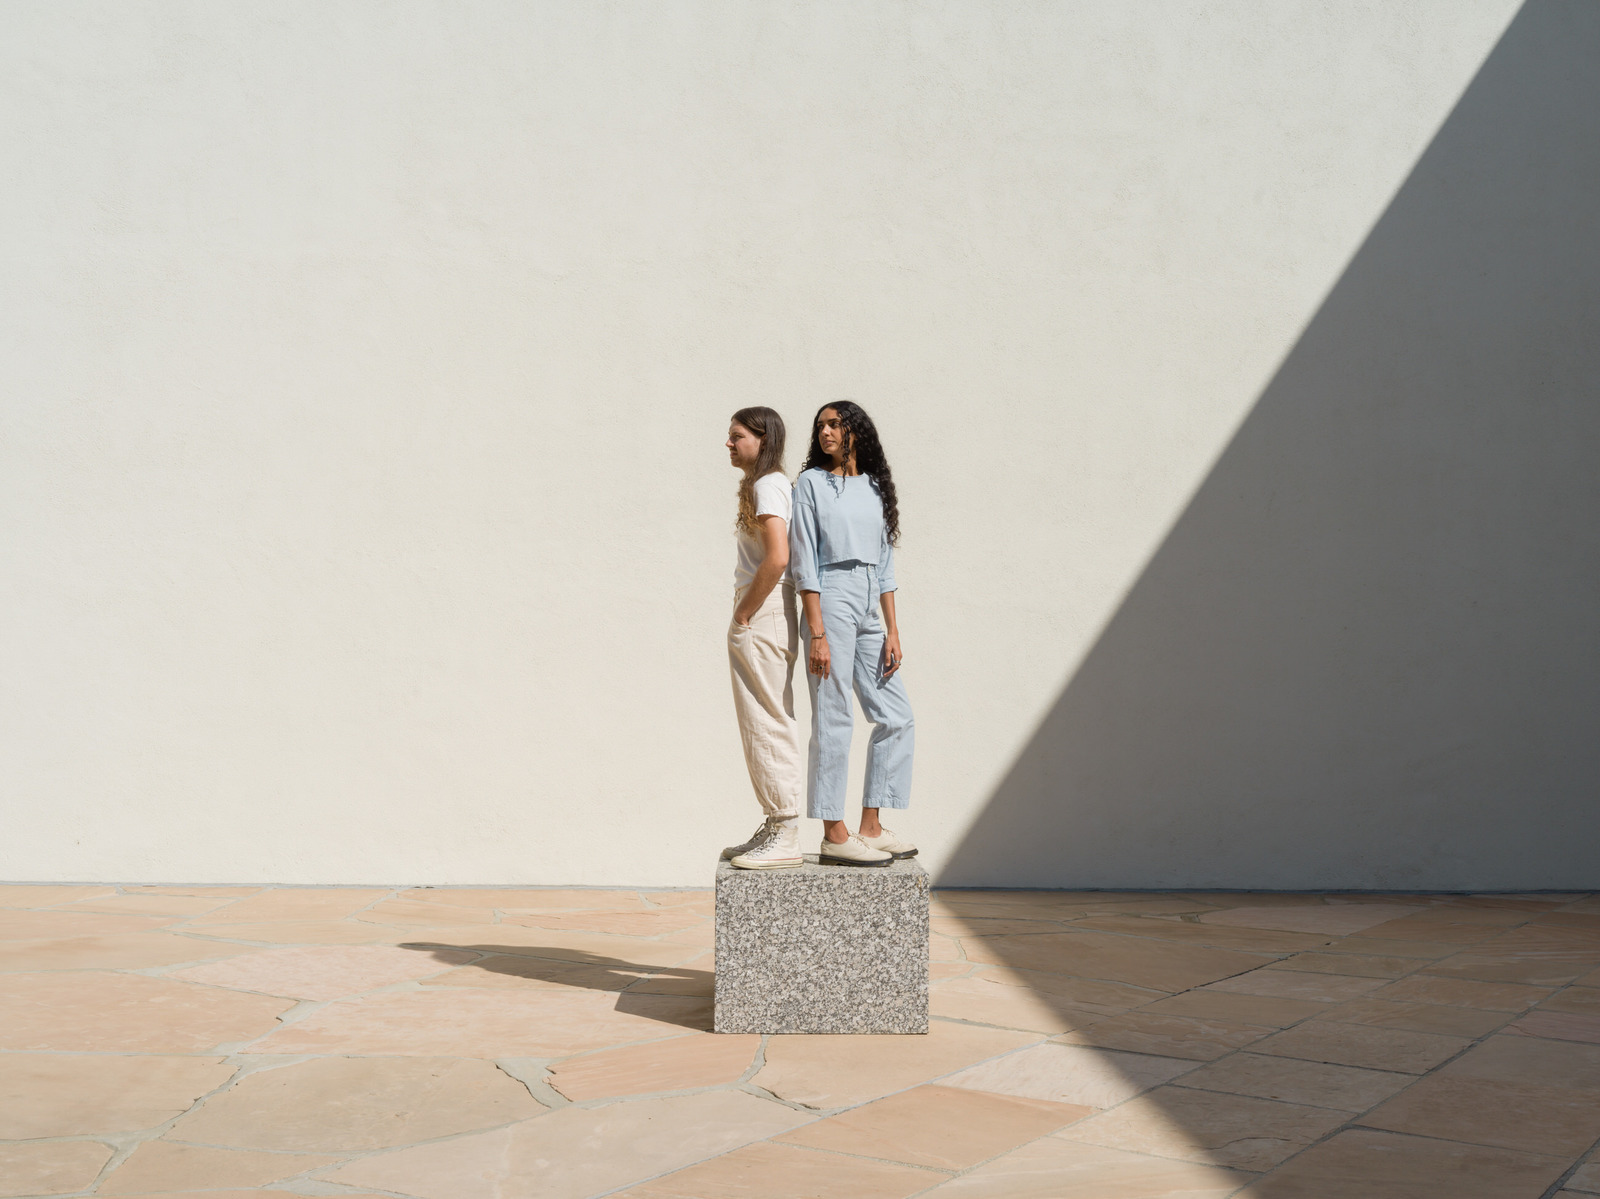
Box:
[321,1089,810,1199]
[1313,996,1510,1037]
[942,1042,1197,1108]
[1263,951,1417,979]
[1324,935,1466,959]
[166,1055,543,1151]
[178,920,405,946]
[126,886,266,898]
[928,960,977,983]
[98,1142,339,1194]
[929,931,965,961]
[1138,990,1332,1029]
[1236,1127,1567,1199]
[0,885,118,908]
[547,1032,759,1100]
[0,911,178,940]
[931,915,1073,937]
[0,932,250,972]
[1431,1033,1600,1093]
[1537,911,1600,931]
[1422,930,1600,987]
[915,1138,1250,1198]
[1057,1011,1274,1061]
[1504,1010,1600,1043]
[1250,1019,1470,1073]
[1202,968,1386,1003]
[1068,915,1333,954]
[960,960,1177,1011]
[961,931,1271,992]
[608,1140,941,1198]
[1357,914,1520,944]
[930,975,1114,1035]
[773,1083,1092,1171]
[246,986,708,1057]
[1567,1161,1600,1192]
[1199,903,1424,936]
[0,1054,234,1138]
[168,944,477,1000]
[64,894,236,916]
[1172,1051,1413,1112]
[398,887,649,912]
[1371,973,1550,1011]
[501,908,708,937]
[0,1140,114,1198]
[1358,1073,1600,1157]
[0,972,292,1052]
[641,889,714,908]
[1060,1085,1349,1172]
[184,889,392,923]
[97,1193,392,1199]
[1540,986,1600,1015]
[1408,901,1535,924]
[351,898,498,927]
[753,1020,1037,1109]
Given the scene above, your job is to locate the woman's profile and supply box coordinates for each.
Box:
[790,401,916,866]
[720,408,806,869]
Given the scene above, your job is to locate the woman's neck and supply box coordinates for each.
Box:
[828,457,860,477]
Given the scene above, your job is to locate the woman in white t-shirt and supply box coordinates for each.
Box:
[720,407,805,869]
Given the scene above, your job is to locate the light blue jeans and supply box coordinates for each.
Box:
[801,562,915,820]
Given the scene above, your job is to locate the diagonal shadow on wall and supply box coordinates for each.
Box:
[932,0,1600,1191]
[941,0,1600,895]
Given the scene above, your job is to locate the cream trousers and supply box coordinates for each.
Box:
[728,582,803,819]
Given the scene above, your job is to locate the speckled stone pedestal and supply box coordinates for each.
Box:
[713,854,929,1034]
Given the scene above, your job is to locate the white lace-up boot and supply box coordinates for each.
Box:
[730,818,803,870]
[818,832,893,867]
[721,818,775,861]
[859,827,918,859]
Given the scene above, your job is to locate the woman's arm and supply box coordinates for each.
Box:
[802,589,830,679]
[734,517,788,624]
[879,590,902,679]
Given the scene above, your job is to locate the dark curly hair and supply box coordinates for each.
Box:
[801,400,901,546]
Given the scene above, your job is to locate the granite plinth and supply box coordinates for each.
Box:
[713,854,929,1034]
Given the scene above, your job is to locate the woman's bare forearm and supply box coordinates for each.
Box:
[800,590,824,635]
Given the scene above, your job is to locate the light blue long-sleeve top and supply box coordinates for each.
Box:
[789,467,896,594]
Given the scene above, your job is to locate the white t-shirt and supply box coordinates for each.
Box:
[734,471,794,589]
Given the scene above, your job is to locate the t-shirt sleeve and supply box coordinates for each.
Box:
[754,473,792,522]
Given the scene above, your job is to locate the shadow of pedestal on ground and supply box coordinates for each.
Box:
[713,855,928,1034]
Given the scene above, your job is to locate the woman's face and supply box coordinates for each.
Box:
[816,408,849,464]
[726,421,762,471]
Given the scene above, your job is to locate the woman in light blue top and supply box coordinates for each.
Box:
[790,401,916,867]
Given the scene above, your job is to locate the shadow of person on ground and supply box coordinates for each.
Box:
[399,942,714,1031]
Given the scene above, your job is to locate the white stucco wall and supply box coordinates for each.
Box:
[9,0,1589,889]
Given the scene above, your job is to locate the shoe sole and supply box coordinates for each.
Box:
[818,853,892,867]
[887,848,918,859]
[730,857,804,870]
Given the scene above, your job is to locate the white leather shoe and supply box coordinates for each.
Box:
[731,819,803,869]
[818,833,893,867]
[721,818,774,861]
[859,827,917,859]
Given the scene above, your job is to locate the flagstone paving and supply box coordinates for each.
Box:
[2,884,1599,1198]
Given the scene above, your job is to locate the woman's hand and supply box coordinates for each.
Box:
[808,633,831,679]
[882,630,904,679]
